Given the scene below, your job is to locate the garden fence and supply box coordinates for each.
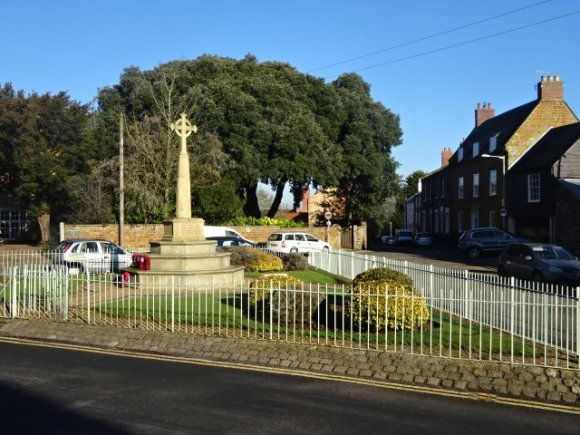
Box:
[0,248,578,370]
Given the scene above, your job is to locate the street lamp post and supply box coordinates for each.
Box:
[481,153,506,229]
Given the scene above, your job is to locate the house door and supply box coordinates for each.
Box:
[471,207,479,229]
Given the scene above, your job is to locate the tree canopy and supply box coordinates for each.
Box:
[97,55,402,224]
[1,54,404,239]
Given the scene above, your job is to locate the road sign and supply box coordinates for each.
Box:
[324,211,332,220]
[499,208,508,217]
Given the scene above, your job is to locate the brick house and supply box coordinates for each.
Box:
[418,75,580,251]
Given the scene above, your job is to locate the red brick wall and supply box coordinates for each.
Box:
[60,224,346,251]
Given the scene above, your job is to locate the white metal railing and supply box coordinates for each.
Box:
[0,249,578,369]
[308,249,580,360]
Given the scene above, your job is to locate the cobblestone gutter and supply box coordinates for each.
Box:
[1,319,579,406]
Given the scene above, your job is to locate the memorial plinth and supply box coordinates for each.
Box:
[123,113,244,289]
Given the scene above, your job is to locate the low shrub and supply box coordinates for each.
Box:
[353,268,413,290]
[249,275,322,325]
[347,268,429,331]
[229,247,283,272]
[282,253,309,271]
[224,217,305,227]
[249,274,303,305]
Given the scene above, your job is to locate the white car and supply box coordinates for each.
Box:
[266,232,331,254]
[51,239,132,273]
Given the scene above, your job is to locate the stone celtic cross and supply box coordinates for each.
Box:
[171,113,197,219]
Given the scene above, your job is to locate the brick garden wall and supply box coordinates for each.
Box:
[59,223,348,251]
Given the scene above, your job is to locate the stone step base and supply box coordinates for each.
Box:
[124,266,245,289]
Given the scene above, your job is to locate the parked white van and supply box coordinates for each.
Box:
[204,226,249,241]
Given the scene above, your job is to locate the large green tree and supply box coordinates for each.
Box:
[0,83,101,241]
[96,55,403,225]
[330,73,402,229]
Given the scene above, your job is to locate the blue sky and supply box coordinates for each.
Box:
[3,0,580,179]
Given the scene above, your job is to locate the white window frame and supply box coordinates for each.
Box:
[489,169,497,196]
[527,173,541,203]
[472,142,479,157]
[458,176,464,199]
[473,172,480,198]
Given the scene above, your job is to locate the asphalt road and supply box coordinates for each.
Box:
[367,243,498,273]
[0,340,578,435]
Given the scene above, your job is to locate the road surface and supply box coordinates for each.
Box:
[0,340,577,434]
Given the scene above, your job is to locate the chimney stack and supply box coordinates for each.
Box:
[299,188,310,213]
[537,75,563,101]
[441,147,453,167]
[475,102,495,127]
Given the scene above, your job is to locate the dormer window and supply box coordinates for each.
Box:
[458,148,464,162]
[489,136,497,152]
[472,142,479,157]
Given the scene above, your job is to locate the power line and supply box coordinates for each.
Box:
[324,9,580,79]
[308,0,553,74]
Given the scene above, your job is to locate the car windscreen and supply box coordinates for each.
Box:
[268,234,283,241]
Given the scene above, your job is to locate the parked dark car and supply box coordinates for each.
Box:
[458,227,529,259]
[413,232,433,248]
[497,243,580,285]
[394,229,413,245]
[206,236,256,249]
[380,235,395,245]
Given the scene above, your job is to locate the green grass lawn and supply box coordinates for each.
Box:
[98,290,537,358]
[245,267,346,285]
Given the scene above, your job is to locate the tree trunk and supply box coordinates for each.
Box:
[37,213,50,244]
[243,183,261,218]
[267,178,287,218]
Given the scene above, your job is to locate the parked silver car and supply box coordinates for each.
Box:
[413,232,433,247]
[51,239,132,273]
[266,232,330,254]
[497,242,580,284]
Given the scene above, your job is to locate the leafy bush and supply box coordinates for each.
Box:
[249,274,303,304]
[353,268,413,289]
[282,253,309,271]
[248,275,322,325]
[224,216,304,227]
[229,247,283,272]
[347,268,429,331]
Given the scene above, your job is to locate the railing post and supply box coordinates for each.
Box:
[86,269,91,324]
[269,283,274,340]
[510,276,516,362]
[171,275,175,333]
[464,269,470,320]
[350,251,355,280]
[576,288,580,356]
[429,264,434,302]
[10,267,17,318]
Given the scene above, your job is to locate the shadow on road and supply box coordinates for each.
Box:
[0,381,131,435]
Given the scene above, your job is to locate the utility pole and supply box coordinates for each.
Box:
[119,114,124,246]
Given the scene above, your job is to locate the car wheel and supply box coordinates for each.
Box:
[323,247,330,253]
[290,248,298,253]
[467,247,482,260]
[498,264,508,277]
[532,270,544,282]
